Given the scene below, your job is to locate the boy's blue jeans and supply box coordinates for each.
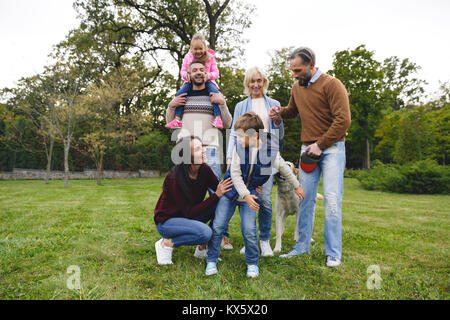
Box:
[259,174,274,241]
[205,147,229,238]
[207,196,259,265]
[175,81,221,118]
[293,141,346,259]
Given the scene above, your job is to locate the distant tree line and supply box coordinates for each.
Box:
[0,0,448,188]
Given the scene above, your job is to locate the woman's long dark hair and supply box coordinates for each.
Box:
[170,135,203,204]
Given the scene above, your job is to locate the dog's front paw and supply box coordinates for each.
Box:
[273,246,281,253]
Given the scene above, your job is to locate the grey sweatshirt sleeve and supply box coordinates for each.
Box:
[274,152,300,189]
[230,148,251,199]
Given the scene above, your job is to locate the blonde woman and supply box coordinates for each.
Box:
[225,66,285,257]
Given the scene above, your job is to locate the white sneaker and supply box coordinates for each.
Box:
[260,240,274,257]
[246,265,259,278]
[194,246,208,259]
[221,237,233,250]
[155,238,173,265]
[240,246,245,255]
[326,256,341,267]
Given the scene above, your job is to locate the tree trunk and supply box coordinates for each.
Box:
[63,141,70,188]
[44,136,54,184]
[365,138,371,169]
[97,155,103,186]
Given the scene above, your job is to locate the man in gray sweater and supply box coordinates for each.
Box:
[166,59,234,249]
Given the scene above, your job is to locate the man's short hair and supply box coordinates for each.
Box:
[188,59,205,72]
[290,47,316,66]
[234,111,265,136]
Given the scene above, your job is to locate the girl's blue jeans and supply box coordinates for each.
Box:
[175,81,221,118]
[293,141,346,260]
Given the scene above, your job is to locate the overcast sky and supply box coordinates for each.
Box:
[1,0,449,97]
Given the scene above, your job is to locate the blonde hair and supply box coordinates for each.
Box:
[190,33,210,63]
[243,66,269,96]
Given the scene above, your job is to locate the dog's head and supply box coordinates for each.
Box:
[275,161,299,181]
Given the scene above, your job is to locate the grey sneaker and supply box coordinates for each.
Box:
[194,246,208,259]
[326,256,341,267]
[279,249,304,259]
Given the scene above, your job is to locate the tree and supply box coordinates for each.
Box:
[265,47,301,165]
[373,111,401,164]
[73,0,255,87]
[78,65,153,185]
[381,56,427,110]
[393,107,431,164]
[37,63,88,188]
[1,78,57,182]
[329,45,384,169]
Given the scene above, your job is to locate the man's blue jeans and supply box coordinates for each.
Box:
[293,141,346,260]
[207,196,259,265]
[259,174,274,241]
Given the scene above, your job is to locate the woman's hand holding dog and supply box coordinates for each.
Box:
[294,186,305,199]
[215,178,233,197]
[244,194,260,211]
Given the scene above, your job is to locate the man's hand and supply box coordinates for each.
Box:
[294,186,305,199]
[215,178,233,197]
[269,106,282,124]
[244,194,260,211]
[168,93,187,109]
[256,186,262,195]
[209,92,225,106]
[305,142,322,157]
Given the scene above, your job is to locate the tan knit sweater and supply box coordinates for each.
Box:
[280,73,351,150]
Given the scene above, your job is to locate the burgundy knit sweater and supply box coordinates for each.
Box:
[154,164,220,224]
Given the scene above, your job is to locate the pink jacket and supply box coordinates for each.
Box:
[180,49,219,88]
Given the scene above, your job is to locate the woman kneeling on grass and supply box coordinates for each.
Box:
[154,136,233,265]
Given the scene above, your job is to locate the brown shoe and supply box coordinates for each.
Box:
[221,237,233,250]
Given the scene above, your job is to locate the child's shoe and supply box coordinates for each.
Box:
[326,256,341,267]
[205,262,218,276]
[212,117,223,129]
[165,118,182,129]
[246,264,259,278]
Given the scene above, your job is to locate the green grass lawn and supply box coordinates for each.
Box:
[0,177,448,300]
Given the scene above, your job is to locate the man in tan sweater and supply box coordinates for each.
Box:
[269,47,351,267]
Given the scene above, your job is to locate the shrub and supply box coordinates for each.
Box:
[344,168,362,178]
[135,131,173,172]
[356,160,449,194]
